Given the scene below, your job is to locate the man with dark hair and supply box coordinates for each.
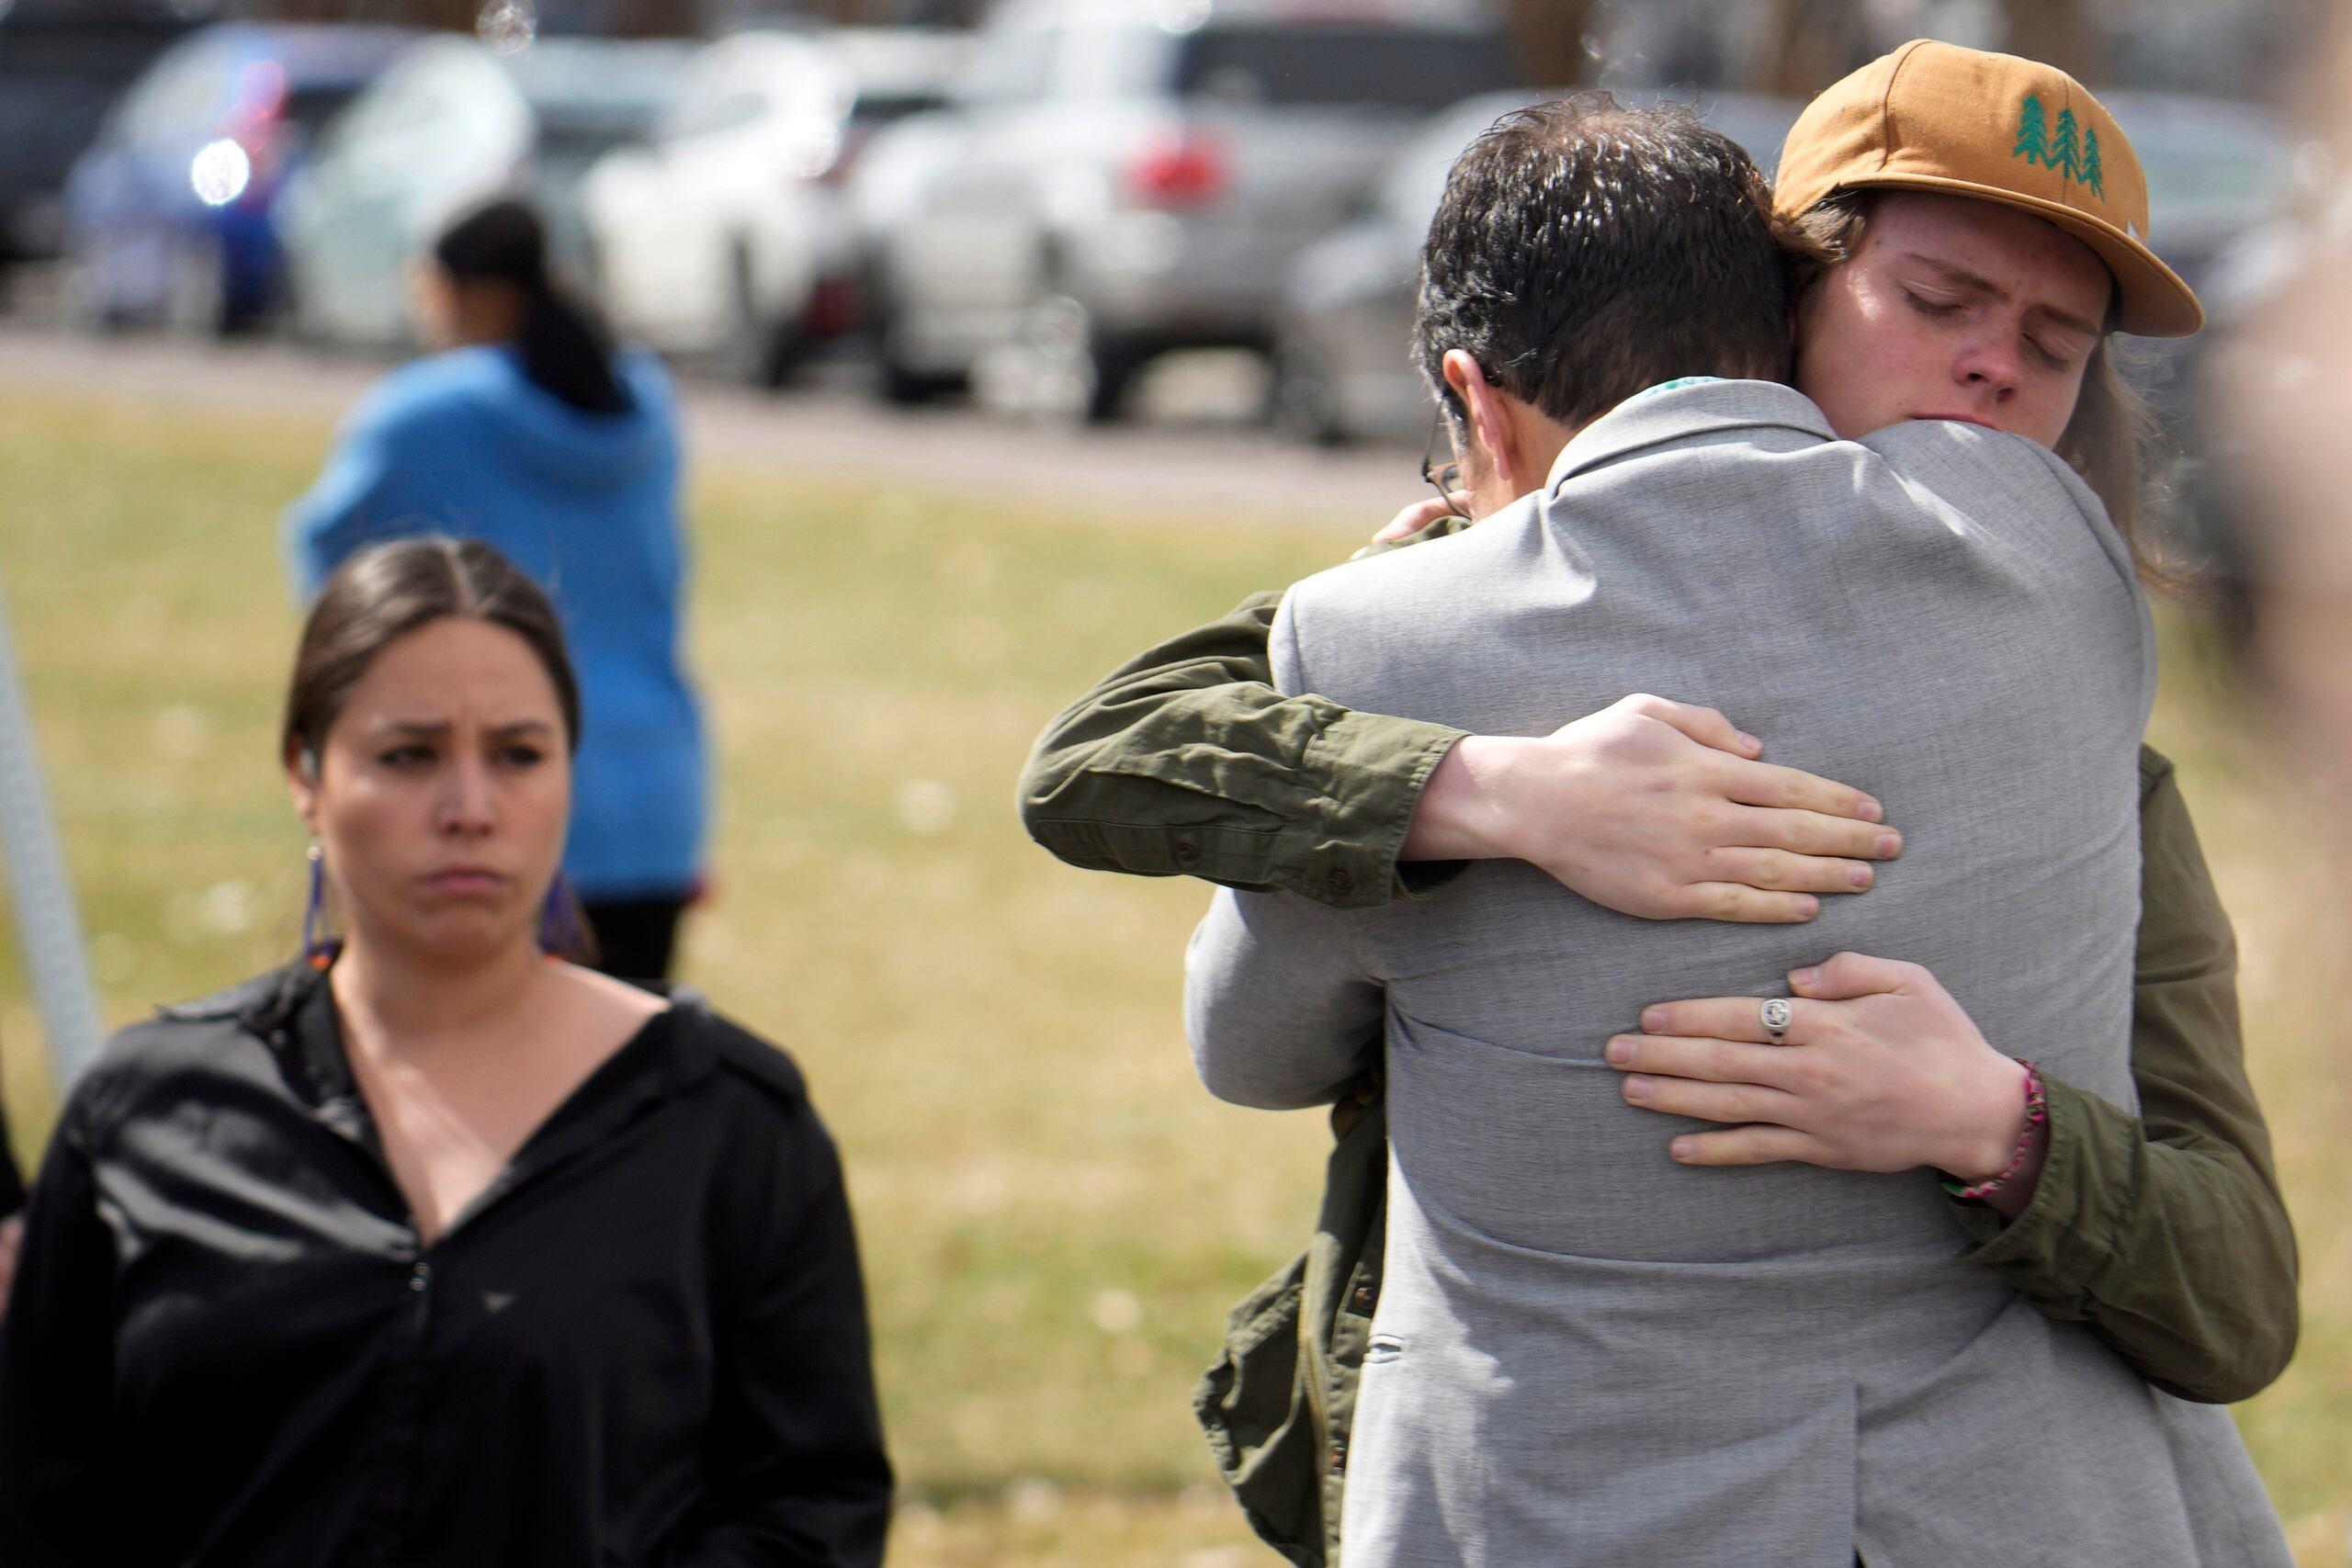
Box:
[1413,96,1793,434]
[1176,86,2278,1564]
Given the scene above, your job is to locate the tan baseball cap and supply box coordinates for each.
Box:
[1773,39,2203,337]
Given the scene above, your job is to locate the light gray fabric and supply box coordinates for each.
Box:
[1184,381,2287,1568]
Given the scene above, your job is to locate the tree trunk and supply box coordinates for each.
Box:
[1749,0,1864,96]
[1506,0,1599,89]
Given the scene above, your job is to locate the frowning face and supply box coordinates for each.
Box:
[1794,190,2114,448]
[290,616,571,967]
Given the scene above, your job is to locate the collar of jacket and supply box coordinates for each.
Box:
[159,961,718,1168]
[1545,379,1838,495]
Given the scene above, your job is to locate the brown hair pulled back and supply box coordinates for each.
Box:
[282,536,582,776]
[433,197,631,416]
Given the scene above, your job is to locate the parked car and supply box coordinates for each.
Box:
[1269,89,1804,446]
[865,0,1520,421]
[58,22,413,333]
[582,27,968,386]
[0,1,198,278]
[2090,93,2294,415]
[278,32,693,349]
[2089,94,2297,575]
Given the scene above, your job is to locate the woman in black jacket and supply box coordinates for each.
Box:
[0,537,889,1568]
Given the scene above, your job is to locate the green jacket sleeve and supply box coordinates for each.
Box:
[1017,592,1463,909]
[1946,744,2299,1403]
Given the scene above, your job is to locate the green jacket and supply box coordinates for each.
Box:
[1023,590,2299,1562]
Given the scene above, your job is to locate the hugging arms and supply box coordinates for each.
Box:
[1019,542,2295,1404]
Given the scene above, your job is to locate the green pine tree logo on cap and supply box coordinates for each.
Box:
[2013,95,2049,163]
[2051,107,2081,180]
[2010,95,2106,199]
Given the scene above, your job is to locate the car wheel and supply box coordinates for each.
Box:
[875,316,963,405]
[164,232,228,337]
[59,242,126,334]
[1269,333,1351,446]
[729,243,802,392]
[998,291,1140,426]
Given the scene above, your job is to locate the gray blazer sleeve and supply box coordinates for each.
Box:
[1184,886,1385,1111]
[1182,585,1388,1109]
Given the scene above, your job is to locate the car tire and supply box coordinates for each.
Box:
[1269,333,1351,446]
[876,321,963,405]
[164,231,228,337]
[1007,291,1140,426]
[730,242,803,392]
[60,242,126,334]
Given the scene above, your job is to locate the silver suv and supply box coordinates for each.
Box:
[865,0,1515,420]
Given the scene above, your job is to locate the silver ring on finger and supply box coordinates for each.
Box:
[1759,997,1794,1043]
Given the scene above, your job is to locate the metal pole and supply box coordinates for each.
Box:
[0,563,105,1089]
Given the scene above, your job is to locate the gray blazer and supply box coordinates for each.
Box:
[1184,381,2286,1567]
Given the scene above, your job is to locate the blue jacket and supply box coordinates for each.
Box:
[285,346,706,903]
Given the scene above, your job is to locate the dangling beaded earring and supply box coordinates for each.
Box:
[300,842,338,970]
[537,873,583,960]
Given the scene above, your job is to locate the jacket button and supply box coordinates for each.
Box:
[409,1262,431,1292]
[1174,841,1200,864]
[1325,868,1355,895]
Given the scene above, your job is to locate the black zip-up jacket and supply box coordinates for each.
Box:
[0,963,890,1568]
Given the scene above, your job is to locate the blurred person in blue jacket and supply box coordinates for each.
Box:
[285,197,707,982]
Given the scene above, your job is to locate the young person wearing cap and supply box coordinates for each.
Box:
[1027,42,2293,1567]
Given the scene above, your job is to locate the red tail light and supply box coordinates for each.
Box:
[1127,130,1227,208]
[221,61,292,193]
[802,275,861,337]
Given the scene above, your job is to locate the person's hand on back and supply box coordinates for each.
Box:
[1367,492,1897,923]
[1406,694,1900,924]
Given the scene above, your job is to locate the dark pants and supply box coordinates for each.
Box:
[582,896,689,986]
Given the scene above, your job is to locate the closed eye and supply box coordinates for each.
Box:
[2028,338,2080,372]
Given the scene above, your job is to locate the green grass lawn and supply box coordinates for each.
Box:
[1,388,2344,1563]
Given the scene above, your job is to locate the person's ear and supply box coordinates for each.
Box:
[287,743,322,836]
[1441,349,1521,488]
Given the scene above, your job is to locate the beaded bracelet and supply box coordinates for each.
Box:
[1939,1061,2048,1201]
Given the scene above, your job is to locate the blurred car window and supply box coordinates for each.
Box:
[1170,26,1513,110]
[663,85,773,142]
[281,85,366,146]
[959,25,1058,107]
[1274,85,1801,446]
[831,28,967,127]
[1375,91,1526,224]
[507,41,692,166]
[114,37,228,142]
[1375,87,1797,225]
[2147,143,2286,220]
[851,88,950,129]
[2130,121,2290,229]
